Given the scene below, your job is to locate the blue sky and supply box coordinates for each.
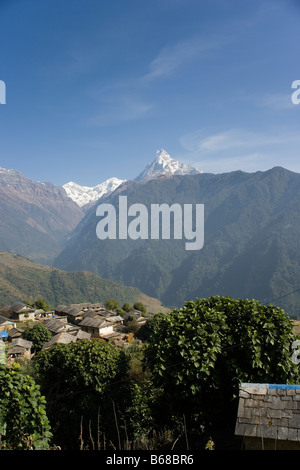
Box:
[0,0,299,186]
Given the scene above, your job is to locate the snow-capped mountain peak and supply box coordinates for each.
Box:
[63,177,124,207]
[155,148,173,165]
[135,148,201,182]
[63,149,200,207]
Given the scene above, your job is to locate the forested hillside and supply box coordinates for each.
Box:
[0,251,167,312]
[54,167,300,317]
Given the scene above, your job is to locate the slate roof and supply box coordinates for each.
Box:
[11,338,32,349]
[106,315,124,323]
[43,317,78,335]
[75,329,91,340]
[123,310,150,323]
[123,309,143,320]
[0,315,14,326]
[55,303,105,317]
[79,317,112,328]
[42,332,77,349]
[235,383,300,442]
[54,304,85,317]
[7,327,23,339]
[43,318,66,334]
[81,308,116,319]
[8,338,33,355]
[79,312,123,328]
[10,302,35,314]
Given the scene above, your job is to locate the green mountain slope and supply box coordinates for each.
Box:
[0,251,167,312]
[54,167,300,317]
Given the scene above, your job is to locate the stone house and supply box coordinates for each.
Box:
[54,304,87,324]
[123,309,149,326]
[7,337,33,360]
[43,329,92,349]
[42,332,77,349]
[8,302,36,322]
[7,327,23,341]
[54,303,126,341]
[54,303,106,325]
[0,315,15,332]
[79,314,123,338]
[235,383,300,450]
[42,316,78,336]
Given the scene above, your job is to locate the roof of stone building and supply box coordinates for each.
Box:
[54,303,105,317]
[235,383,300,442]
[42,332,77,349]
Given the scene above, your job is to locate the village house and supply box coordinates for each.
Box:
[42,329,91,349]
[0,301,38,322]
[0,315,15,333]
[0,300,146,355]
[7,327,23,341]
[79,311,124,338]
[235,383,300,450]
[54,303,125,339]
[79,316,114,338]
[42,316,78,335]
[123,309,150,326]
[54,303,106,325]
[7,337,33,361]
[9,302,37,322]
[42,332,77,349]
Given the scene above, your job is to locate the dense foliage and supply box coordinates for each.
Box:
[22,323,52,352]
[144,296,300,435]
[133,302,146,314]
[0,364,52,450]
[105,298,119,310]
[32,339,130,449]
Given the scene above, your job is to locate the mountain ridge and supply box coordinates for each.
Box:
[0,166,84,264]
[62,149,201,208]
[54,165,300,317]
[0,149,199,264]
[1,159,299,317]
[0,251,168,312]
[63,177,125,208]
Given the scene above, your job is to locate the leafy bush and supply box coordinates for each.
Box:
[105,298,119,310]
[122,303,133,312]
[22,323,52,352]
[133,302,146,314]
[0,364,52,450]
[144,296,300,433]
[32,339,129,449]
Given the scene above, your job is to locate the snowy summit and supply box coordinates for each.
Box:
[63,149,201,208]
[63,177,124,207]
[135,149,201,182]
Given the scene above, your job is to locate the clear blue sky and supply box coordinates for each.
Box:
[0,0,299,186]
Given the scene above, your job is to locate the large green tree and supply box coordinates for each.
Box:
[32,339,129,449]
[0,364,52,450]
[22,323,52,353]
[144,296,300,440]
[133,302,146,314]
